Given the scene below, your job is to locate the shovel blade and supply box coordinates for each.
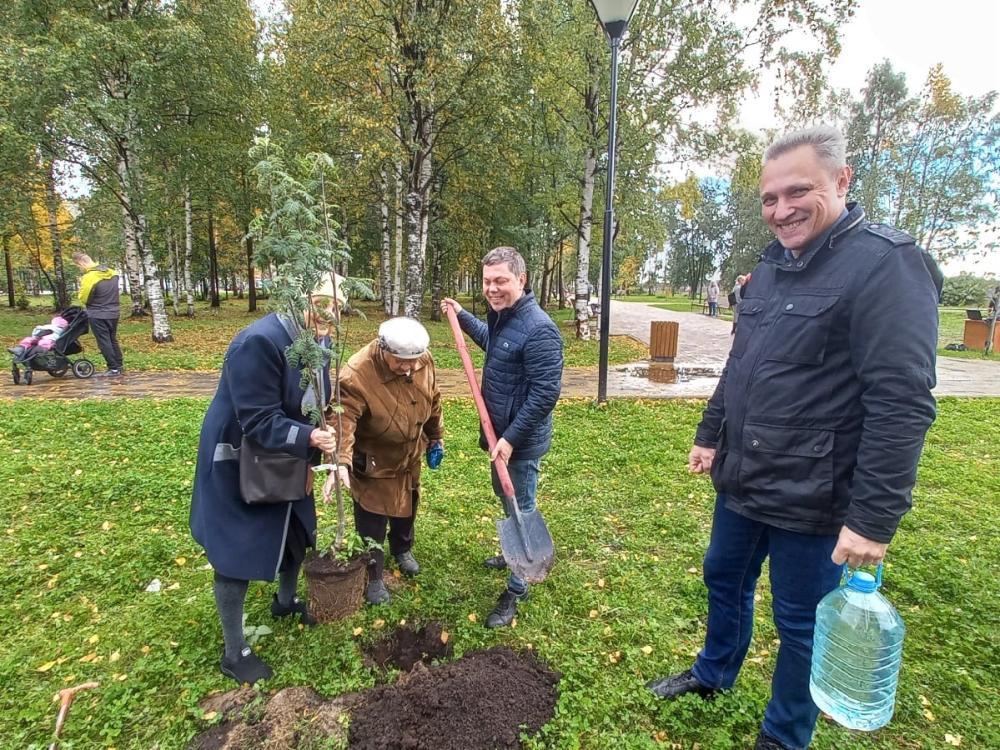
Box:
[496,509,555,584]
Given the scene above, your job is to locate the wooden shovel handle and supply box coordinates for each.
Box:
[444,305,517,498]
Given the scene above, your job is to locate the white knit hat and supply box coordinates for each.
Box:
[378,317,430,359]
[311,273,347,304]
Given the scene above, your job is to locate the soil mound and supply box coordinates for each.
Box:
[187,686,359,750]
[364,621,454,672]
[348,646,560,750]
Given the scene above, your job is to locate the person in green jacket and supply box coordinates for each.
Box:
[73,252,124,376]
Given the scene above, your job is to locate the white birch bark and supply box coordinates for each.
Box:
[575,146,597,340]
[184,185,195,316]
[380,168,393,314]
[392,158,404,316]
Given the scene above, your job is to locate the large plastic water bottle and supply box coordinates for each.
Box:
[809,563,905,731]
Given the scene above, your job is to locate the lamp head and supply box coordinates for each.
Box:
[590,0,639,40]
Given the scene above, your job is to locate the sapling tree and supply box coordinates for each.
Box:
[248,137,371,554]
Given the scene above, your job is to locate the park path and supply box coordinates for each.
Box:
[2,302,997,400]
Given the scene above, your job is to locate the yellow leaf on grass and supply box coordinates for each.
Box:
[352,627,363,637]
[440,631,450,644]
[467,613,478,623]
[79,652,97,663]
[101,521,111,531]
[109,651,120,663]
[141,645,151,654]
[589,609,599,619]
[88,634,99,644]
[74,469,83,476]
[373,619,385,630]
[641,645,653,655]
[923,709,935,722]
[919,695,931,706]
[37,661,57,672]
[597,579,606,588]
[203,710,218,722]
[944,734,962,746]
[175,557,187,566]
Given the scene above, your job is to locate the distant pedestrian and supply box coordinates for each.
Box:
[706,280,720,317]
[730,274,749,334]
[72,252,123,377]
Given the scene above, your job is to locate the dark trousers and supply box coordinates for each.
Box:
[89,317,123,371]
[353,492,418,580]
[691,494,842,750]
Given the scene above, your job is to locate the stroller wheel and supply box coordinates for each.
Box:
[24,368,33,385]
[72,359,95,379]
[49,366,69,378]
[11,363,20,385]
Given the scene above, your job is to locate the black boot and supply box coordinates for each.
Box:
[270,593,317,626]
[483,553,507,570]
[753,732,792,750]
[394,551,420,577]
[365,579,391,605]
[646,668,718,700]
[220,646,273,685]
[485,589,527,628]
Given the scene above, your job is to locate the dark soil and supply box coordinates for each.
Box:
[348,646,560,750]
[363,622,454,672]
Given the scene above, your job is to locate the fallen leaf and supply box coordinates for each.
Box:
[589,609,599,619]
[88,634,99,644]
[398,619,406,626]
[37,661,57,672]
[641,645,653,655]
[686,567,698,574]
[597,578,606,589]
[373,618,385,629]
[467,613,478,623]
[101,521,111,531]
[166,582,180,591]
[109,651,120,663]
[74,469,83,476]
[944,734,962,746]
[923,709,935,722]
[352,627,363,637]
[175,557,187,566]
[919,695,931,707]
[141,645,151,654]
[203,710,218,722]
[78,652,97,663]
[440,630,450,644]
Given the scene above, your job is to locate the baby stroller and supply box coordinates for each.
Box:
[8,306,95,385]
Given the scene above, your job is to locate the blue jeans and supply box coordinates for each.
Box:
[691,494,842,750]
[491,457,540,597]
[708,301,719,316]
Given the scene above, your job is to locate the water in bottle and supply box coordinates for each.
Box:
[809,563,905,731]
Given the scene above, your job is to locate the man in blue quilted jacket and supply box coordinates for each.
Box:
[441,246,564,628]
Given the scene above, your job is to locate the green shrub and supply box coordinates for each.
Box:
[941,273,992,307]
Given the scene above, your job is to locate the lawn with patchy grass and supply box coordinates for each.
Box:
[0,298,648,372]
[2,398,997,748]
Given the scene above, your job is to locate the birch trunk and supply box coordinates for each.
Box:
[4,234,15,307]
[380,168,392,315]
[392,158,403,316]
[167,226,179,316]
[44,160,68,308]
[135,211,173,342]
[184,185,195,316]
[403,185,423,319]
[574,146,597,339]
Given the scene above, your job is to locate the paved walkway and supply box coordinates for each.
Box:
[3,302,997,400]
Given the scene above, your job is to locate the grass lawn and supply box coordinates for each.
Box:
[0,297,648,372]
[2,397,997,749]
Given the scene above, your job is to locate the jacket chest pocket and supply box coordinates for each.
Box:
[765,294,840,365]
[730,299,764,358]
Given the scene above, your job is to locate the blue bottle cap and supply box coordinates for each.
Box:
[846,570,878,593]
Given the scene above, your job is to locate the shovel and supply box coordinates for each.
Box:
[445,305,555,583]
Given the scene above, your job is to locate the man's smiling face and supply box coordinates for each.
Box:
[759,145,852,253]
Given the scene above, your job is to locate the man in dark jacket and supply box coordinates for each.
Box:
[441,246,564,628]
[646,126,941,750]
[72,252,123,376]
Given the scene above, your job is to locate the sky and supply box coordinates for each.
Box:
[736,0,1000,276]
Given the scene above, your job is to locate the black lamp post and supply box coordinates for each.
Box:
[590,0,639,403]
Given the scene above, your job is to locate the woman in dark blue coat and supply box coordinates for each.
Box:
[190,283,340,684]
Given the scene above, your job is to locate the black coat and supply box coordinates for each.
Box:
[190,314,326,581]
[695,205,941,542]
[458,291,564,460]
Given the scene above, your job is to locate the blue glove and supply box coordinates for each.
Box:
[426,442,444,469]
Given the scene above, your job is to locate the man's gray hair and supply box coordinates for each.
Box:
[481,246,526,278]
[763,125,847,173]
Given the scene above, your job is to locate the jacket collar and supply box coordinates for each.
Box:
[763,203,865,273]
[373,342,427,383]
[487,289,535,328]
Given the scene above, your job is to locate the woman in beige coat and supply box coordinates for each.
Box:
[329,317,443,604]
